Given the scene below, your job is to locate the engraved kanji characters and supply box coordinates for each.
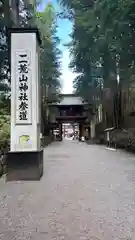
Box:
[18,53,29,121]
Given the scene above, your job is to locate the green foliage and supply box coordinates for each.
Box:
[0,114,10,152]
[36,3,61,101]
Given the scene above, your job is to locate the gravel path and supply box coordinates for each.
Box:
[0,140,135,239]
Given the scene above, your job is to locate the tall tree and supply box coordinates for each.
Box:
[0,1,61,107]
[59,0,135,128]
[36,3,61,103]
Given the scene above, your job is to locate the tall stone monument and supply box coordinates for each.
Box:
[6,28,43,181]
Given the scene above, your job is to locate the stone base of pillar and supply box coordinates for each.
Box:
[5,149,43,181]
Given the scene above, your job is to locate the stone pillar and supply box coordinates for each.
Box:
[6,28,43,181]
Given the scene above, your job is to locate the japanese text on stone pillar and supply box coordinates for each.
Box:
[15,51,31,124]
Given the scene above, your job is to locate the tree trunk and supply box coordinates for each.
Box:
[3,0,11,27]
[10,0,20,27]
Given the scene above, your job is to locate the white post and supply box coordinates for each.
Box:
[10,28,41,152]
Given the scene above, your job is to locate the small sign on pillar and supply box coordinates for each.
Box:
[6,28,43,181]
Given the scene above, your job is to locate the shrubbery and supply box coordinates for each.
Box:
[0,115,10,154]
